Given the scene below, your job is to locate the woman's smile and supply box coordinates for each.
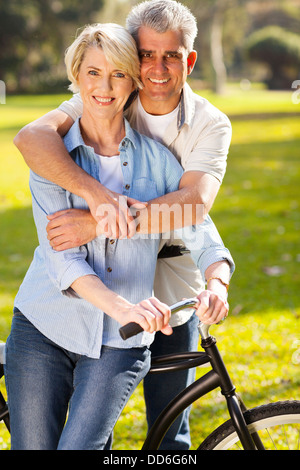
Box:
[93,96,116,105]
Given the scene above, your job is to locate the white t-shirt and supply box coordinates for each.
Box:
[97,154,123,194]
[136,96,179,143]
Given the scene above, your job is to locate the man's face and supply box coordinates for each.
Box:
[137,26,196,115]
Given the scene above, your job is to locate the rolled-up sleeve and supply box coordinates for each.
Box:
[175,215,235,280]
[58,93,83,122]
[29,171,96,293]
[184,116,232,183]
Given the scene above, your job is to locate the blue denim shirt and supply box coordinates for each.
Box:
[14,119,234,358]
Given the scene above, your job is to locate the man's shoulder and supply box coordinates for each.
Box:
[184,83,230,126]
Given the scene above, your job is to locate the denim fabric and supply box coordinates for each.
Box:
[5,311,150,450]
[143,313,199,450]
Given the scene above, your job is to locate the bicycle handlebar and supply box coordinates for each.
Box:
[119,298,199,340]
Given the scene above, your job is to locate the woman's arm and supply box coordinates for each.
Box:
[30,170,171,335]
[71,274,172,335]
[195,260,230,325]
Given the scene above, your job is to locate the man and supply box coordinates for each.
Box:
[14,0,233,449]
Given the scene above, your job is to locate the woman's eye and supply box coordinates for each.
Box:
[88,70,98,76]
[114,72,126,78]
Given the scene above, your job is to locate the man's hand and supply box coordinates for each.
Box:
[47,209,97,250]
[47,196,148,250]
[83,184,147,239]
[195,290,229,325]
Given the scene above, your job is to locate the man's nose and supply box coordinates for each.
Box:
[152,57,168,73]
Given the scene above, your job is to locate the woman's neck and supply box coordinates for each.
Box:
[80,112,125,157]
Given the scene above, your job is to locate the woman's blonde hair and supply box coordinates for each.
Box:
[65,23,143,93]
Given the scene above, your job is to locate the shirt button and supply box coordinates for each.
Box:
[125,184,130,190]
[109,239,115,244]
[123,162,128,166]
[107,267,112,273]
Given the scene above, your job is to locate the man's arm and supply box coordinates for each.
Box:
[136,171,220,234]
[14,109,138,238]
[14,110,81,188]
[46,171,220,250]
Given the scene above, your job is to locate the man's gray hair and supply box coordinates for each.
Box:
[126,0,198,53]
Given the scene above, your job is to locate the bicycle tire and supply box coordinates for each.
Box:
[198,400,300,450]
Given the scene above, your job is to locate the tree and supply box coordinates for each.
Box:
[245,26,300,89]
[0,0,104,93]
[184,0,249,94]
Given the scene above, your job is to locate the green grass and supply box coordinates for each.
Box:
[0,87,299,449]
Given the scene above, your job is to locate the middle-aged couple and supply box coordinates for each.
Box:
[5,0,235,450]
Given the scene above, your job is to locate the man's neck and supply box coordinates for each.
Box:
[139,92,181,116]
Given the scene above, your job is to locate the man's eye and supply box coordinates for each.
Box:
[166,54,179,60]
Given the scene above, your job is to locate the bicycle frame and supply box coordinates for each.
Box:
[142,305,258,450]
[0,299,263,450]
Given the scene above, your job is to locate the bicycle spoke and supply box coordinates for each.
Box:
[266,427,277,450]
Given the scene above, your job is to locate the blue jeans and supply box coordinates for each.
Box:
[5,311,150,450]
[143,313,199,450]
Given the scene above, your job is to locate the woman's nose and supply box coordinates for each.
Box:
[98,75,112,92]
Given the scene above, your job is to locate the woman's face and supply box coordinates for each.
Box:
[77,46,135,123]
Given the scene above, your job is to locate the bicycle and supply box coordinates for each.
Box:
[1,298,299,450]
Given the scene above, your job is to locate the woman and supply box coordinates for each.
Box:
[4,23,184,450]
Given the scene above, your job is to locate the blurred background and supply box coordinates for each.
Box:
[0,0,299,450]
[1,0,300,94]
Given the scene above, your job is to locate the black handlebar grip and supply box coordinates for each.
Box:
[119,322,144,340]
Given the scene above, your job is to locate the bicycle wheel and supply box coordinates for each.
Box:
[198,401,300,450]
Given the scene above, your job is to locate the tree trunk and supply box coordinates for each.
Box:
[210,5,227,94]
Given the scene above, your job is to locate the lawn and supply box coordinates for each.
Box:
[0,86,299,450]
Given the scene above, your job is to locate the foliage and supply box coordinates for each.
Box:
[0,0,104,93]
[2,0,300,93]
[246,26,300,89]
[0,87,299,449]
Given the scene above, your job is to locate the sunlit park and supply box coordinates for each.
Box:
[0,0,300,450]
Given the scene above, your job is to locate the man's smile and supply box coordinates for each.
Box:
[148,78,171,84]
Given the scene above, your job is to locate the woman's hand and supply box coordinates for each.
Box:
[195,290,229,325]
[114,296,173,336]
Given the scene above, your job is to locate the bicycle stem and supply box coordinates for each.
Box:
[170,298,211,340]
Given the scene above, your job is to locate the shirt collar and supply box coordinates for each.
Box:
[126,83,196,132]
[179,83,196,129]
[63,117,137,154]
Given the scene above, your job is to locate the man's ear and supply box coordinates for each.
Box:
[187,51,197,75]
